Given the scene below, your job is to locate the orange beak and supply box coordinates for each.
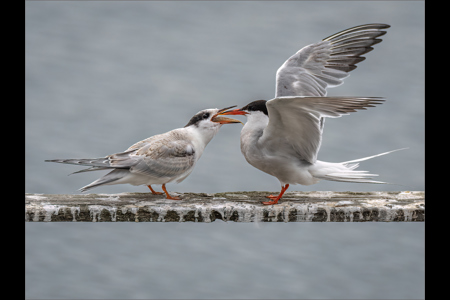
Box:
[219,108,249,116]
[211,106,244,124]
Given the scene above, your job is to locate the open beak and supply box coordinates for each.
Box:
[211,105,244,125]
[219,108,249,116]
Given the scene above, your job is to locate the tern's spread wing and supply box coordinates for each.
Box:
[275,24,389,98]
[262,97,384,164]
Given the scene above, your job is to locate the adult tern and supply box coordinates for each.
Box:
[221,24,401,205]
[46,106,241,199]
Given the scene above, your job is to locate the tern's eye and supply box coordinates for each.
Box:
[202,113,210,119]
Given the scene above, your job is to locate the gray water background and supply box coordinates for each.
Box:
[26,1,424,299]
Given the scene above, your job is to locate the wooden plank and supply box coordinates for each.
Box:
[25,191,424,222]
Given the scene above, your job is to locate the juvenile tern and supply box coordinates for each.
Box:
[46,106,241,199]
[221,23,399,205]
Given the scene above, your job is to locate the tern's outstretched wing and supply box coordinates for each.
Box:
[261,96,385,164]
[275,24,390,97]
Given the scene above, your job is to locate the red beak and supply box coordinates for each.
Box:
[211,106,243,124]
[219,108,249,116]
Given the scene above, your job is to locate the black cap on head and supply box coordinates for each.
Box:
[184,110,211,127]
[242,100,268,116]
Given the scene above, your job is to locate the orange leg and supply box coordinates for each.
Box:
[147,185,163,195]
[262,184,289,205]
[161,184,181,200]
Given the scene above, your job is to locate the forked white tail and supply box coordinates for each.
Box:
[310,148,407,184]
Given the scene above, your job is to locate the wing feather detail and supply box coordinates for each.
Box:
[275,24,390,97]
[262,96,385,164]
[46,129,197,180]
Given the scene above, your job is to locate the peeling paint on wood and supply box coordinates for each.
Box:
[25,191,424,222]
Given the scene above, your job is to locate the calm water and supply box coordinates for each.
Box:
[26,1,424,299]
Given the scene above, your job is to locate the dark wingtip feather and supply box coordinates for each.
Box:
[322,23,391,41]
[320,24,389,76]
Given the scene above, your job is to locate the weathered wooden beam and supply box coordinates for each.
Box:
[25,191,424,222]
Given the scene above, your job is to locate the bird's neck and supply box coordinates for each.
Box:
[184,125,220,151]
[242,113,268,134]
[241,113,269,146]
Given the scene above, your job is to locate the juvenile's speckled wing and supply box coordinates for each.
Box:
[275,24,390,97]
[47,130,197,180]
[127,130,197,179]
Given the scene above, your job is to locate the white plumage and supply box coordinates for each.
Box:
[221,24,404,205]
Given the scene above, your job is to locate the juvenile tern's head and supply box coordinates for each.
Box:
[184,106,242,129]
[183,106,243,147]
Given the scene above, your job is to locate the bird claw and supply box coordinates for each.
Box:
[262,200,279,205]
[263,194,280,205]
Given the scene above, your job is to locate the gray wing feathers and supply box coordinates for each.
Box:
[296,97,385,118]
[77,140,196,192]
[263,96,384,164]
[45,157,115,168]
[276,23,389,97]
[130,140,196,178]
[45,149,137,169]
[79,169,130,192]
[46,130,197,185]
